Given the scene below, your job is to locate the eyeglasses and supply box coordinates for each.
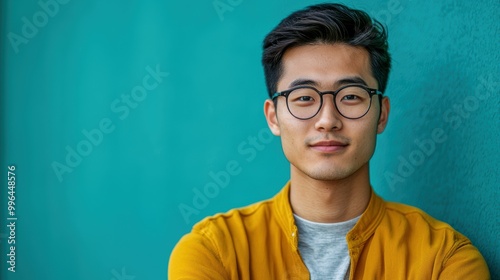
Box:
[271,84,383,120]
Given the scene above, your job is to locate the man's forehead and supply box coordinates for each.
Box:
[278,44,377,90]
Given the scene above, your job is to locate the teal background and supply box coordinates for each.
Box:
[1,0,498,279]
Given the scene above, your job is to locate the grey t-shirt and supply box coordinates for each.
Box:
[294,214,360,280]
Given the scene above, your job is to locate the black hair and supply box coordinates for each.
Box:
[262,3,391,97]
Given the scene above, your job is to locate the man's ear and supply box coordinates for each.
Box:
[264,99,281,136]
[377,96,390,134]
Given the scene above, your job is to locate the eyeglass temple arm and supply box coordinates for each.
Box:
[271,92,282,99]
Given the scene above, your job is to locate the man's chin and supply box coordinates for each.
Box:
[301,167,352,181]
[308,173,350,182]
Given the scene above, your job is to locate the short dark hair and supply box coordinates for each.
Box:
[262,3,391,98]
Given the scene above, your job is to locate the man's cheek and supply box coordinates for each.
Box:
[358,134,377,160]
[281,134,298,160]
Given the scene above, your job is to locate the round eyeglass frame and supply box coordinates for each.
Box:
[271,84,383,120]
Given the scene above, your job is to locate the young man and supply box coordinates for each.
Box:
[169,3,490,279]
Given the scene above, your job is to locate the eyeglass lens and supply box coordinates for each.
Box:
[286,86,372,119]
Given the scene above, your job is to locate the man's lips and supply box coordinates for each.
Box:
[309,140,348,152]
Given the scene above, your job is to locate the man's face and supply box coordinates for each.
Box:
[264,43,390,181]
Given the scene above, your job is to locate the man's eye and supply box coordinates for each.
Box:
[342,95,360,101]
[298,96,314,102]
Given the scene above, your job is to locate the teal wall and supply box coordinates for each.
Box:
[1,0,498,279]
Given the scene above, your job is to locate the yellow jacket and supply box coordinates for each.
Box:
[169,182,490,279]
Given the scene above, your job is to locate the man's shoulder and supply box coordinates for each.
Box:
[192,196,276,234]
[169,198,279,279]
[367,198,490,278]
[380,199,468,241]
[384,200,450,226]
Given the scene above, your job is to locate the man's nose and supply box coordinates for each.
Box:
[314,94,343,131]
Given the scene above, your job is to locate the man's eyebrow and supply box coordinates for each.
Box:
[336,76,368,87]
[288,76,368,90]
[289,79,318,88]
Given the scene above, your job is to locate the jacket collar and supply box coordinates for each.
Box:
[346,187,386,247]
[272,181,386,250]
[273,182,299,250]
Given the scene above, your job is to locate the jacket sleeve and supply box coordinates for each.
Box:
[168,230,230,280]
[438,240,490,280]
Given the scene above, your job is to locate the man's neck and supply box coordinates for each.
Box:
[289,164,372,223]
